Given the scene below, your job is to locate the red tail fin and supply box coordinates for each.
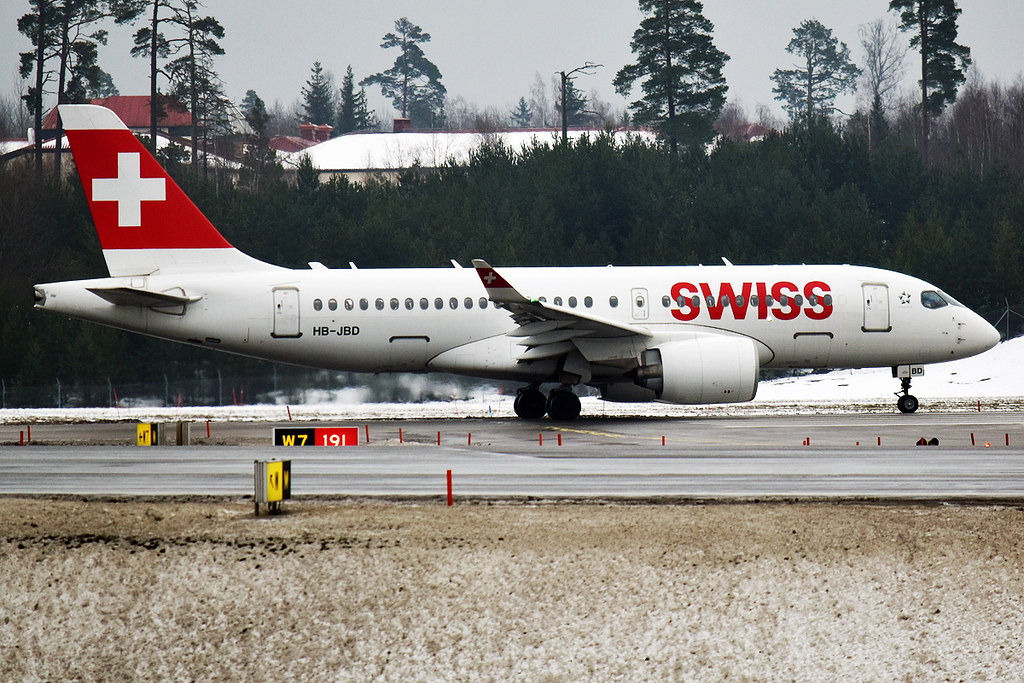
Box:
[60,104,271,276]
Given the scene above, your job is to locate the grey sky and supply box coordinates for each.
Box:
[3,0,1023,128]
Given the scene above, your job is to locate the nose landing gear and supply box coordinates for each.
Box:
[893,365,922,413]
[896,377,919,413]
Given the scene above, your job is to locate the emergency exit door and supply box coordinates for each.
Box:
[631,287,649,321]
[862,284,890,332]
[272,288,301,338]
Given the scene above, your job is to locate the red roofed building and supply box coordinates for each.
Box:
[42,95,193,137]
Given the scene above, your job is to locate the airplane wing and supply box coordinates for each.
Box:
[472,259,651,364]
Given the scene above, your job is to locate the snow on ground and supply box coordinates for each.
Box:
[2,338,1020,424]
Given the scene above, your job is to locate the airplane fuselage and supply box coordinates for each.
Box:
[36,263,994,381]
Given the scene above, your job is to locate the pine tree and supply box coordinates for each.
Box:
[18,0,59,175]
[117,0,174,154]
[337,65,377,133]
[301,61,335,126]
[889,0,971,161]
[164,0,225,170]
[360,17,446,128]
[557,78,589,128]
[239,89,280,192]
[613,0,729,154]
[352,86,377,131]
[337,65,357,134]
[510,97,533,128]
[771,19,860,121]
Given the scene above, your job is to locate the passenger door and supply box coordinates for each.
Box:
[862,284,890,332]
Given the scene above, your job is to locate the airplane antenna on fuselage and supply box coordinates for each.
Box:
[722,257,734,266]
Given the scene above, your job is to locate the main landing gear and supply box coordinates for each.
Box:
[896,375,920,414]
[513,386,581,421]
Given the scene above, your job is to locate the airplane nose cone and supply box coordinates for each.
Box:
[980,318,1001,350]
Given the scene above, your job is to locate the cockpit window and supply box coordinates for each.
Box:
[938,289,965,307]
[921,291,948,309]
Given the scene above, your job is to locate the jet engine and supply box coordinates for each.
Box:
[634,336,759,404]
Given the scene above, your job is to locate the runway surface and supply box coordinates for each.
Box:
[3,412,1023,499]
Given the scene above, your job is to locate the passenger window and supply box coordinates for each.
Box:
[554,296,562,306]
[390,298,399,310]
[750,295,758,307]
[405,298,414,310]
[584,296,593,308]
[419,298,428,310]
[794,295,804,306]
[434,297,443,310]
[359,298,369,311]
[375,298,384,311]
[449,297,458,309]
[765,295,775,306]
[609,296,618,308]
[344,298,354,311]
[328,298,337,311]
[569,296,577,308]
[808,295,817,306]
[478,297,488,309]
[464,297,473,309]
[313,298,323,311]
[823,294,833,306]
[921,291,948,309]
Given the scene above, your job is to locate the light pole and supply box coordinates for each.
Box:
[559,62,602,144]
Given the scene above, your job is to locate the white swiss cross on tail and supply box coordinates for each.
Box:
[91,152,166,227]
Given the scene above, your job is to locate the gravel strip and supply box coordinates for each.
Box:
[2,498,1022,681]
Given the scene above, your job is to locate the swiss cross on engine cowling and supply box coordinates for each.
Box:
[91,152,166,227]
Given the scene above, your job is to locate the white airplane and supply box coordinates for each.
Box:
[34,104,1000,420]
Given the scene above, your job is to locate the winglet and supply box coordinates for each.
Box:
[471,259,530,304]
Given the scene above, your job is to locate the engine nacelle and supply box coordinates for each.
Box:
[636,336,759,404]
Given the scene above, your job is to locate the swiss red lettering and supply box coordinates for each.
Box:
[667,280,833,321]
[770,281,800,320]
[670,282,699,321]
[803,281,833,320]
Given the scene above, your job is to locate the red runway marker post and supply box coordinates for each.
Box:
[446,469,453,506]
[557,433,562,446]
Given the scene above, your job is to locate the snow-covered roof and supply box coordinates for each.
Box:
[286,128,657,172]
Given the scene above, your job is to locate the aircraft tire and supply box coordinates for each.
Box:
[897,394,920,414]
[546,390,581,421]
[514,388,547,419]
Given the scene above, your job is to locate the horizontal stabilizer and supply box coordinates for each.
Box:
[87,286,201,307]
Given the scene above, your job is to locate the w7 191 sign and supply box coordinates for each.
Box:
[273,427,359,446]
